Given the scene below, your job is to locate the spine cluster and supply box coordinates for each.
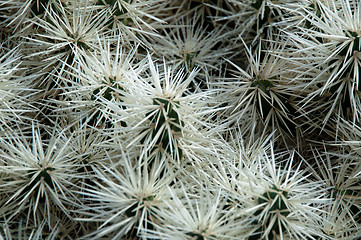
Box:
[0,0,360,239]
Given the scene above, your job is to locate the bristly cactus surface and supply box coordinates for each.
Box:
[250,185,290,240]
[144,97,184,157]
[0,0,360,239]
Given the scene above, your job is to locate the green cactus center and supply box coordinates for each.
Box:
[249,78,295,132]
[140,97,184,158]
[186,229,215,240]
[150,97,183,146]
[250,185,290,240]
[186,232,205,240]
[26,165,55,192]
[62,28,90,51]
[190,0,218,7]
[75,38,89,51]
[91,77,125,101]
[258,185,289,214]
[183,51,199,70]
[251,79,274,94]
[153,97,182,132]
[125,195,155,218]
[89,77,126,127]
[251,78,274,118]
[56,31,89,64]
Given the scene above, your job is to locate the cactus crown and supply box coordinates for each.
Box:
[250,185,290,240]
[24,165,56,194]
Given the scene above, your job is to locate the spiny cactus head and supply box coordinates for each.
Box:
[250,185,291,240]
[184,51,199,72]
[250,78,275,118]
[140,96,184,159]
[124,194,156,218]
[20,165,56,203]
[91,77,124,101]
[152,97,183,133]
[89,77,126,128]
[251,78,274,94]
[186,232,205,240]
[258,185,289,215]
[186,229,216,240]
[249,76,296,133]
[29,166,55,189]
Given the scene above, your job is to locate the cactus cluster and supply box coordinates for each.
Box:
[0,0,360,239]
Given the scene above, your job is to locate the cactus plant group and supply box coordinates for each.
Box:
[0,0,360,239]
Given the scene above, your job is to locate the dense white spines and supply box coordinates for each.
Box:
[0,0,360,239]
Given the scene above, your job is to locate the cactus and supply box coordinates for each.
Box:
[0,0,360,239]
